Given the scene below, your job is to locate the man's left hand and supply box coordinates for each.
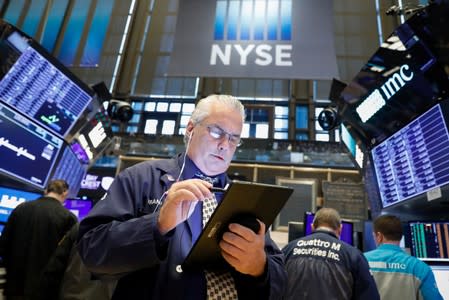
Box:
[219,220,266,277]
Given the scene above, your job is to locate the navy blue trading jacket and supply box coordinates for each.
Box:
[282,230,380,300]
[78,153,287,299]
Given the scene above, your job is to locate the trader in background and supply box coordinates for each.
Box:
[77,94,287,299]
[0,179,77,300]
[364,214,442,300]
[282,207,379,300]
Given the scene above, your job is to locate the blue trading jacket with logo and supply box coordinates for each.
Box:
[364,243,443,300]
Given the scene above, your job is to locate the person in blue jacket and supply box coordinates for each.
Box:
[77,94,287,299]
[364,214,443,300]
[282,207,380,300]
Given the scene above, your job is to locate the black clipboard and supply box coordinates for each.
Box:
[181,180,293,271]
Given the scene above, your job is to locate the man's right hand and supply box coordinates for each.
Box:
[157,179,212,234]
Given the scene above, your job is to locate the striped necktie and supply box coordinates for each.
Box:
[202,194,238,300]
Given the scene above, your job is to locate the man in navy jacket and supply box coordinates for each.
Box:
[78,94,287,299]
[282,207,379,300]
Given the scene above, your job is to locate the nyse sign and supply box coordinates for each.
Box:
[210,44,292,66]
[357,64,414,123]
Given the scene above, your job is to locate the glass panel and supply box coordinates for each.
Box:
[144,119,158,134]
[81,0,115,66]
[255,124,269,138]
[57,0,90,66]
[170,103,182,112]
[131,101,143,110]
[274,132,288,139]
[241,123,250,138]
[126,125,138,133]
[316,133,330,141]
[156,102,169,112]
[296,105,308,129]
[274,118,288,129]
[144,102,156,112]
[182,103,195,113]
[21,1,47,37]
[161,120,175,135]
[42,1,70,51]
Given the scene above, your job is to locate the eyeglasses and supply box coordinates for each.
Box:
[202,124,243,147]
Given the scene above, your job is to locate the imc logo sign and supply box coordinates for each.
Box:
[210,0,293,67]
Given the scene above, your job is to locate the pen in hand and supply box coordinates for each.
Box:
[210,187,227,193]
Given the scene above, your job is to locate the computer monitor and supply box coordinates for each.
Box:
[288,221,304,242]
[371,102,449,209]
[0,20,94,139]
[304,212,354,245]
[407,221,449,262]
[0,185,40,223]
[0,102,64,189]
[70,109,114,166]
[50,143,87,198]
[63,198,93,221]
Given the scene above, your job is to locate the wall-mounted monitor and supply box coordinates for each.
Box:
[63,198,93,221]
[0,20,94,139]
[0,185,40,223]
[0,102,63,189]
[371,102,449,209]
[406,221,449,262]
[304,212,354,246]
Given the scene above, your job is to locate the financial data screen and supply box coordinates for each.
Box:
[0,31,93,138]
[371,104,449,207]
[409,221,449,261]
[0,103,63,189]
[51,145,87,198]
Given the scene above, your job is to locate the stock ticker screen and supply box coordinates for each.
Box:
[0,27,93,138]
[408,221,449,261]
[371,103,449,208]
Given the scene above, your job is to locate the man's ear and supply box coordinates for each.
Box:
[186,121,194,138]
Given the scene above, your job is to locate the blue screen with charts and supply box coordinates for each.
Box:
[0,103,63,189]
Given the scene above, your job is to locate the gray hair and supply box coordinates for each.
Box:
[184,94,245,144]
[313,207,342,231]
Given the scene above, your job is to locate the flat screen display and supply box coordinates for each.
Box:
[0,185,40,223]
[304,212,354,245]
[71,109,113,165]
[0,21,94,138]
[50,143,87,198]
[77,166,115,201]
[63,198,92,221]
[371,103,449,208]
[0,102,63,189]
[407,221,449,262]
